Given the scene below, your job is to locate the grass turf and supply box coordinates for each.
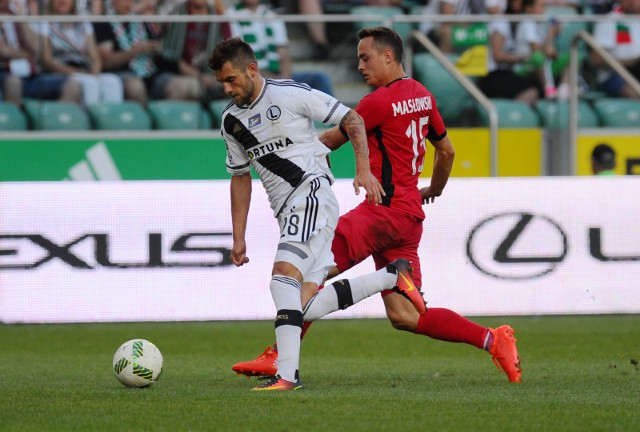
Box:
[1,315,638,431]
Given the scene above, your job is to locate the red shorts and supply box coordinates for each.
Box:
[332,202,423,289]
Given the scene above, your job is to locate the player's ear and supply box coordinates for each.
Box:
[384,48,393,64]
[247,62,258,78]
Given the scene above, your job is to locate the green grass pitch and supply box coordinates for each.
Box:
[1,315,638,431]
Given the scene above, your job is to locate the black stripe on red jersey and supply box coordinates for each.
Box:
[427,128,447,142]
[257,153,305,187]
[338,124,348,139]
[374,127,395,207]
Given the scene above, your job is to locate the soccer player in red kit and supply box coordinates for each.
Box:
[232,27,522,383]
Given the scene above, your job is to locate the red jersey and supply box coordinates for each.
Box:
[356,76,447,221]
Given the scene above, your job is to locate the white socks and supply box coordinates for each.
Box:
[303,267,397,321]
[269,275,303,382]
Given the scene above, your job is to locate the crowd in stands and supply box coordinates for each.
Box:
[0,0,638,129]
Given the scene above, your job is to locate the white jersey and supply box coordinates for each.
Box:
[221,78,350,216]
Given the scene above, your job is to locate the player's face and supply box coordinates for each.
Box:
[215,61,258,107]
[357,37,388,88]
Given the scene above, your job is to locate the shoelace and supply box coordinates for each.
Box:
[257,375,277,382]
[256,347,275,359]
[256,375,280,386]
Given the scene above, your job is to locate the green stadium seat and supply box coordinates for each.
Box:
[0,102,27,131]
[480,99,540,128]
[147,101,205,130]
[23,101,90,131]
[412,53,478,126]
[535,99,600,129]
[592,98,640,128]
[87,102,151,130]
[209,99,232,129]
[350,6,412,40]
[200,109,212,129]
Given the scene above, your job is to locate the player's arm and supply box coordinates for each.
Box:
[420,134,455,204]
[230,172,252,266]
[318,125,348,151]
[339,109,385,205]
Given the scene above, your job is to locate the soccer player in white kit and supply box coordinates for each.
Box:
[209,37,426,391]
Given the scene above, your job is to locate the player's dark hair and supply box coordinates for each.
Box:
[208,37,257,72]
[358,26,403,63]
[591,143,616,170]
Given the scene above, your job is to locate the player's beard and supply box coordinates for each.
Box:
[235,76,255,107]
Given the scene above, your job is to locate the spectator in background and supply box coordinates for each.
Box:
[133,0,164,39]
[420,0,505,54]
[297,0,331,60]
[278,0,405,61]
[0,0,82,105]
[94,0,164,104]
[226,0,333,96]
[93,0,193,105]
[591,143,617,175]
[41,0,124,106]
[159,0,228,105]
[477,0,541,106]
[514,0,570,99]
[583,0,614,14]
[591,0,640,99]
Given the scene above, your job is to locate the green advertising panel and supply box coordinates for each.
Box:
[0,135,358,181]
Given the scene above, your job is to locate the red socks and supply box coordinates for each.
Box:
[415,308,490,350]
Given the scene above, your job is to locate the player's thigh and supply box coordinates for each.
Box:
[373,215,424,288]
[276,180,338,286]
[332,203,400,272]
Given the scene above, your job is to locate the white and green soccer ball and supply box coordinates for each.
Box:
[112,339,163,388]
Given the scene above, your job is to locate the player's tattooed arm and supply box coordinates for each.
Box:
[339,109,368,159]
[339,109,385,205]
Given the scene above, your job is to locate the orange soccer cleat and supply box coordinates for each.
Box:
[252,372,303,391]
[489,325,522,383]
[232,345,278,377]
[388,258,427,315]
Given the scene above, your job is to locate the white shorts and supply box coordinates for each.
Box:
[274,176,338,285]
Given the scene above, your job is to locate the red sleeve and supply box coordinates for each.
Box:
[355,91,386,133]
[426,96,447,141]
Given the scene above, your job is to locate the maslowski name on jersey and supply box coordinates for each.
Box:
[392,96,432,117]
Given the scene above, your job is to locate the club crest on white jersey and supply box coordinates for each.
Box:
[221,78,350,216]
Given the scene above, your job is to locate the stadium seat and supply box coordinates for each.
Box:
[0,102,27,131]
[592,98,640,128]
[480,99,540,128]
[87,102,151,130]
[209,99,232,129]
[23,101,90,131]
[147,101,205,130]
[412,52,479,126]
[350,6,412,40]
[200,109,212,129]
[535,99,600,129]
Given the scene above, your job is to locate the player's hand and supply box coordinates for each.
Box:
[354,172,385,205]
[420,186,442,205]
[230,240,249,267]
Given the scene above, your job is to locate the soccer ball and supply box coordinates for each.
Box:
[112,339,163,388]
